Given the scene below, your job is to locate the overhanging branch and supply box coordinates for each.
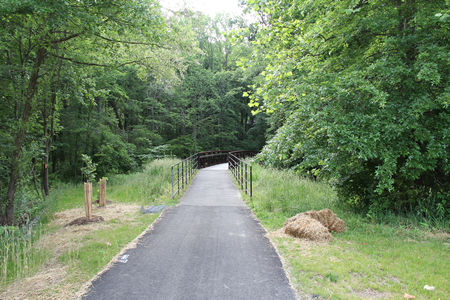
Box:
[49,53,110,67]
[49,53,156,68]
[51,32,83,44]
[94,34,165,48]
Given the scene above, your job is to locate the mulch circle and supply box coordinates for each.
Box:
[94,199,114,205]
[65,215,105,227]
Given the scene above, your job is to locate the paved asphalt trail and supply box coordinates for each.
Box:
[83,164,297,300]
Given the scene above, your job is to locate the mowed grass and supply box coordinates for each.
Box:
[57,212,160,290]
[1,158,180,295]
[242,163,449,300]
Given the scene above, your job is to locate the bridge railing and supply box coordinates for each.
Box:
[171,153,198,199]
[171,150,257,199]
[227,152,253,198]
[197,150,230,168]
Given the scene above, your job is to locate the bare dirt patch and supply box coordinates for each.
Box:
[1,203,140,300]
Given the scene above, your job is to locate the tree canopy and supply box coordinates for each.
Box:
[243,0,449,220]
[1,0,448,225]
[0,1,265,225]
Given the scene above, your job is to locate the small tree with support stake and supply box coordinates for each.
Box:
[81,154,97,220]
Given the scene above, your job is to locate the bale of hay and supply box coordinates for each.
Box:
[283,214,332,241]
[303,208,346,233]
[283,209,346,241]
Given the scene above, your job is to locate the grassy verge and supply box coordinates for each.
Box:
[1,158,180,299]
[242,163,449,300]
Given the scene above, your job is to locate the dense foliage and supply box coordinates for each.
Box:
[0,1,266,224]
[244,0,449,219]
[2,0,447,225]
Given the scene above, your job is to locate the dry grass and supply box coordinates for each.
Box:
[0,263,67,300]
[301,209,346,233]
[283,214,333,242]
[0,203,140,300]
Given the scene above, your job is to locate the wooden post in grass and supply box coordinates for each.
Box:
[84,182,92,220]
[99,178,106,207]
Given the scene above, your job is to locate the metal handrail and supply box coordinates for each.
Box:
[171,153,198,198]
[227,153,253,199]
[170,150,256,199]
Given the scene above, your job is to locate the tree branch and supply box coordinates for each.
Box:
[49,53,110,67]
[94,34,165,47]
[49,53,156,68]
[51,32,83,44]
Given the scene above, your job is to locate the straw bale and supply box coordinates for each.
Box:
[302,208,346,233]
[283,214,332,242]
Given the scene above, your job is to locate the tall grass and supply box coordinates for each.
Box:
[0,158,178,288]
[247,163,338,230]
[107,158,178,206]
[0,226,47,286]
[247,163,448,231]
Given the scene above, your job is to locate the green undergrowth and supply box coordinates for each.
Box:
[0,158,180,292]
[241,163,449,300]
[47,158,179,212]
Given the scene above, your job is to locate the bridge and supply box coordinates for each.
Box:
[170,150,258,199]
[83,151,297,299]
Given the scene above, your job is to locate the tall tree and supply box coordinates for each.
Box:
[245,0,449,216]
[0,0,168,224]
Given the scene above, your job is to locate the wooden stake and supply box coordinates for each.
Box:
[84,182,92,220]
[99,178,106,207]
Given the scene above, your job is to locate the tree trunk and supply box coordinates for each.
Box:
[42,73,48,195]
[4,47,46,225]
[181,107,186,135]
[43,57,62,196]
[32,157,42,199]
[193,116,197,153]
[111,100,123,130]
[124,112,129,131]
